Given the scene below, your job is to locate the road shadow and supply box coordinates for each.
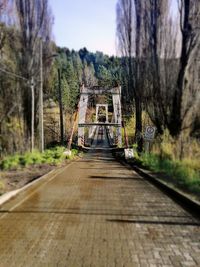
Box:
[89,175,142,181]
[0,209,199,226]
[106,219,200,226]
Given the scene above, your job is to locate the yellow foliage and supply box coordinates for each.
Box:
[152,129,200,166]
[123,111,153,146]
[0,180,5,192]
[124,112,199,166]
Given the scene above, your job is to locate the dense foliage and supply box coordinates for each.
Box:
[0,0,199,159]
[0,0,54,155]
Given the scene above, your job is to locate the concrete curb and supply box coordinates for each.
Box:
[0,155,82,208]
[118,158,200,220]
[0,168,58,207]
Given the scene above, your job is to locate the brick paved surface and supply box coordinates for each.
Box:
[0,150,200,267]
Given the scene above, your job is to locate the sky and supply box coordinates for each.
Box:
[49,0,117,56]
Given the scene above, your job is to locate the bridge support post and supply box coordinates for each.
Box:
[112,86,122,147]
[78,85,88,147]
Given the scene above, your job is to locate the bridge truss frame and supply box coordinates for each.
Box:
[78,85,122,147]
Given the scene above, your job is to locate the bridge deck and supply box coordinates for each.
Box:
[91,126,110,148]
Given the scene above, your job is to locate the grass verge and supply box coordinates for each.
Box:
[114,149,200,200]
[136,153,200,200]
[0,147,79,171]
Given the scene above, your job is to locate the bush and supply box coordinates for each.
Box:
[0,146,72,170]
[30,151,43,164]
[63,148,79,160]
[0,155,20,170]
[19,153,34,166]
[43,146,65,164]
[71,149,79,157]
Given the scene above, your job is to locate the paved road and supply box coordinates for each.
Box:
[0,149,200,267]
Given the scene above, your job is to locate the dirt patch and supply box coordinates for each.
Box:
[0,164,59,195]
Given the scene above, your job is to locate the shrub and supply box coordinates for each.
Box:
[71,149,78,157]
[42,146,65,164]
[30,151,43,164]
[0,155,20,170]
[64,149,79,160]
[19,152,34,166]
[0,146,71,170]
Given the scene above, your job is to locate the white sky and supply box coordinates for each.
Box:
[49,0,117,55]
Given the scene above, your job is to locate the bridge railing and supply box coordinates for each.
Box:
[85,126,98,146]
[105,126,115,147]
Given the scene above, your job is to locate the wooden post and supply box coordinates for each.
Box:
[144,141,150,153]
[67,108,79,151]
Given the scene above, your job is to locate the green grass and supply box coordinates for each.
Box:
[138,152,200,197]
[0,147,79,171]
[69,149,79,159]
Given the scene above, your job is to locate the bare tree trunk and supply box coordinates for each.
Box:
[116,0,143,151]
[168,0,200,137]
[39,39,44,152]
[58,68,64,145]
[169,0,189,136]
[31,77,35,152]
[15,0,53,149]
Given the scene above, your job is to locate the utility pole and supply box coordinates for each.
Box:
[31,77,35,152]
[67,105,79,151]
[39,39,44,152]
[58,68,64,145]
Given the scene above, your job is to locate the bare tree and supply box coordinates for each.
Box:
[14,0,53,148]
[143,0,179,134]
[116,0,134,101]
[0,0,13,52]
[169,0,200,137]
[116,0,200,154]
[116,0,144,151]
